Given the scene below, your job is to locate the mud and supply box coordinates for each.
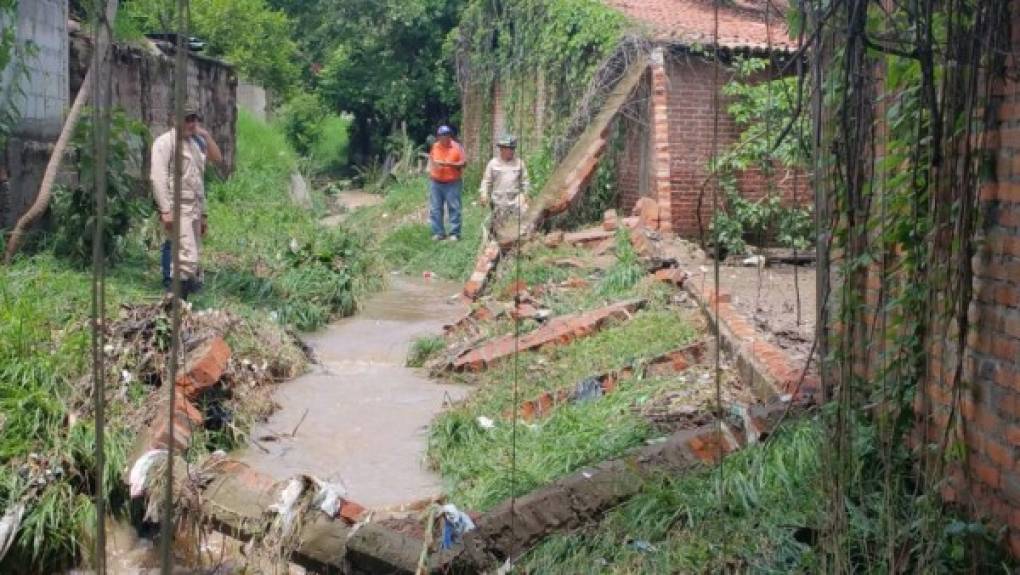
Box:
[666,239,817,372]
[237,274,470,509]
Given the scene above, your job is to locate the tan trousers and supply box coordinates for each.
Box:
[166,201,203,281]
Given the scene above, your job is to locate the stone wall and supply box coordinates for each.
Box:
[237,81,268,122]
[0,0,68,228]
[69,34,237,175]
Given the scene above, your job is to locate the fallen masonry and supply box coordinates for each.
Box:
[686,283,819,402]
[437,400,797,572]
[509,341,708,421]
[449,299,646,372]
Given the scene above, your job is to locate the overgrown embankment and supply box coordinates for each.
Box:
[0,111,376,572]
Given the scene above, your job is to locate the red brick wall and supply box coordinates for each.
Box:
[944,16,1020,553]
[664,54,806,237]
[849,2,1020,557]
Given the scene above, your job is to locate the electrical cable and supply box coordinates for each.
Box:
[160,1,189,571]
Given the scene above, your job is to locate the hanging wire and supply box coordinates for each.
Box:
[506,14,527,567]
[160,0,189,571]
[710,0,728,571]
[90,0,115,571]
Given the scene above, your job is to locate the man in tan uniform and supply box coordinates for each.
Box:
[150,107,222,298]
[480,134,529,242]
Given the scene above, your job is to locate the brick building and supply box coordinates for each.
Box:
[605,0,801,236]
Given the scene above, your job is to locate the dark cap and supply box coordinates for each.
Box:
[437,125,453,136]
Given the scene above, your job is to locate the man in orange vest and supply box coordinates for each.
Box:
[428,125,467,241]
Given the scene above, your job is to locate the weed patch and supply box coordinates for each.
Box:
[428,309,698,510]
[407,335,446,368]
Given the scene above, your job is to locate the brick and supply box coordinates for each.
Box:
[971,457,1000,489]
[450,300,644,371]
[653,267,688,286]
[603,209,618,231]
[564,227,615,244]
[543,231,565,247]
[340,500,367,524]
[176,337,231,399]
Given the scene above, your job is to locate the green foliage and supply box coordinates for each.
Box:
[202,111,378,330]
[709,57,813,256]
[346,176,485,281]
[406,335,446,368]
[121,0,300,94]
[456,0,625,191]
[597,228,644,297]
[308,0,465,157]
[51,109,152,267]
[308,114,351,176]
[276,92,327,157]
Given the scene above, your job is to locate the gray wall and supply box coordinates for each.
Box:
[237,81,268,122]
[0,0,68,228]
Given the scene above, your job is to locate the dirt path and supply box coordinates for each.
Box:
[320,188,384,227]
[236,274,469,509]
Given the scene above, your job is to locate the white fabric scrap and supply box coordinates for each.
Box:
[311,477,348,517]
[476,416,495,430]
[268,477,307,531]
[128,449,167,499]
[0,502,25,562]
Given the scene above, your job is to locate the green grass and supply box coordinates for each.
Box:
[347,176,485,282]
[308,114,351,175]
[407,335,447,368]
[0,110,379,571]
[521,418,1016,574]
[428,308,698,510]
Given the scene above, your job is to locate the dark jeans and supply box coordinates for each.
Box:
[161,240,201,298]
[429,179,462,238]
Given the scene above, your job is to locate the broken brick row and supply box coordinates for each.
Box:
[176,336,232,400]
[508,341,707,422]
[462,241,502,301]
[444,400,797,573]
[689,285,819,402]
[450,299,646,372]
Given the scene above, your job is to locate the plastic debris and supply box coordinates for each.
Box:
[269,477,307,531]
[311,477,348,517]
[741,255,766,267]
[476,416,495,429]
[439,504,476,549]
[128,449,167,499]
[626,538,657,553]
[0,502,25,562]
[573,377,604,403]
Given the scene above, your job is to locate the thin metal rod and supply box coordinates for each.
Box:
[161,1,188,571]
[711,0,726,570]
[90,1,116,571]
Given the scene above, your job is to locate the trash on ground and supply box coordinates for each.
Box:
[439,504,476,549]
[128,449,167,499]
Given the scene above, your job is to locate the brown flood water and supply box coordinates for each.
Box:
[73,273,467,573]
[235,273,470,508]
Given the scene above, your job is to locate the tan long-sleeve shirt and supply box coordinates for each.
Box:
[150,129,208,214]
[480,157,529,207]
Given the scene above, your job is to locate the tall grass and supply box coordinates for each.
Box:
[347,176,484,281]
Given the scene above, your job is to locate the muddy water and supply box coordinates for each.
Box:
[236,274,469,508]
